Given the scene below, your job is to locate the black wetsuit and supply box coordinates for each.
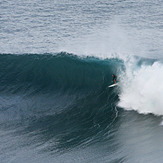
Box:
[112,75,117,81]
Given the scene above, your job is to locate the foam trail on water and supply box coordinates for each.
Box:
[118,61,163,115]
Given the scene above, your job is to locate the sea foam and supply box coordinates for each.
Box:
[118,61,163,116]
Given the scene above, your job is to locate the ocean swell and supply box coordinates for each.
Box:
[0,53,123,122]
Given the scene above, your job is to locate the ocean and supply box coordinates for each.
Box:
[0,0,163,163]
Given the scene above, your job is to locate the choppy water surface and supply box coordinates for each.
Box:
[0,0,163,162]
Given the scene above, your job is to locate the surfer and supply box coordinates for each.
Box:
[112,74,117,84]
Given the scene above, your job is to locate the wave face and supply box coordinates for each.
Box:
[0,53,123,121]
[0,53,124,162]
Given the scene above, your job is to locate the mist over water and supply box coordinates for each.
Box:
[0,0,163,162]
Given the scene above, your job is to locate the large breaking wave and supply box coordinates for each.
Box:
[0,53,123,122]
[0,52,162,124]
[0,52,163,154]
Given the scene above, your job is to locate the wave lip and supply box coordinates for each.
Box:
[0,53,123,94]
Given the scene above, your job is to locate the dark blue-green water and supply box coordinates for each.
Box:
[0,0,163,163]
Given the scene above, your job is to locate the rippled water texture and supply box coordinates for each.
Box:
[0,0,163,162]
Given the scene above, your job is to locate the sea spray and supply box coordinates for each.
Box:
[119,61,163,115]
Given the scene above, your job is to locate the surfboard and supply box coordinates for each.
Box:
[108,83,118,88]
